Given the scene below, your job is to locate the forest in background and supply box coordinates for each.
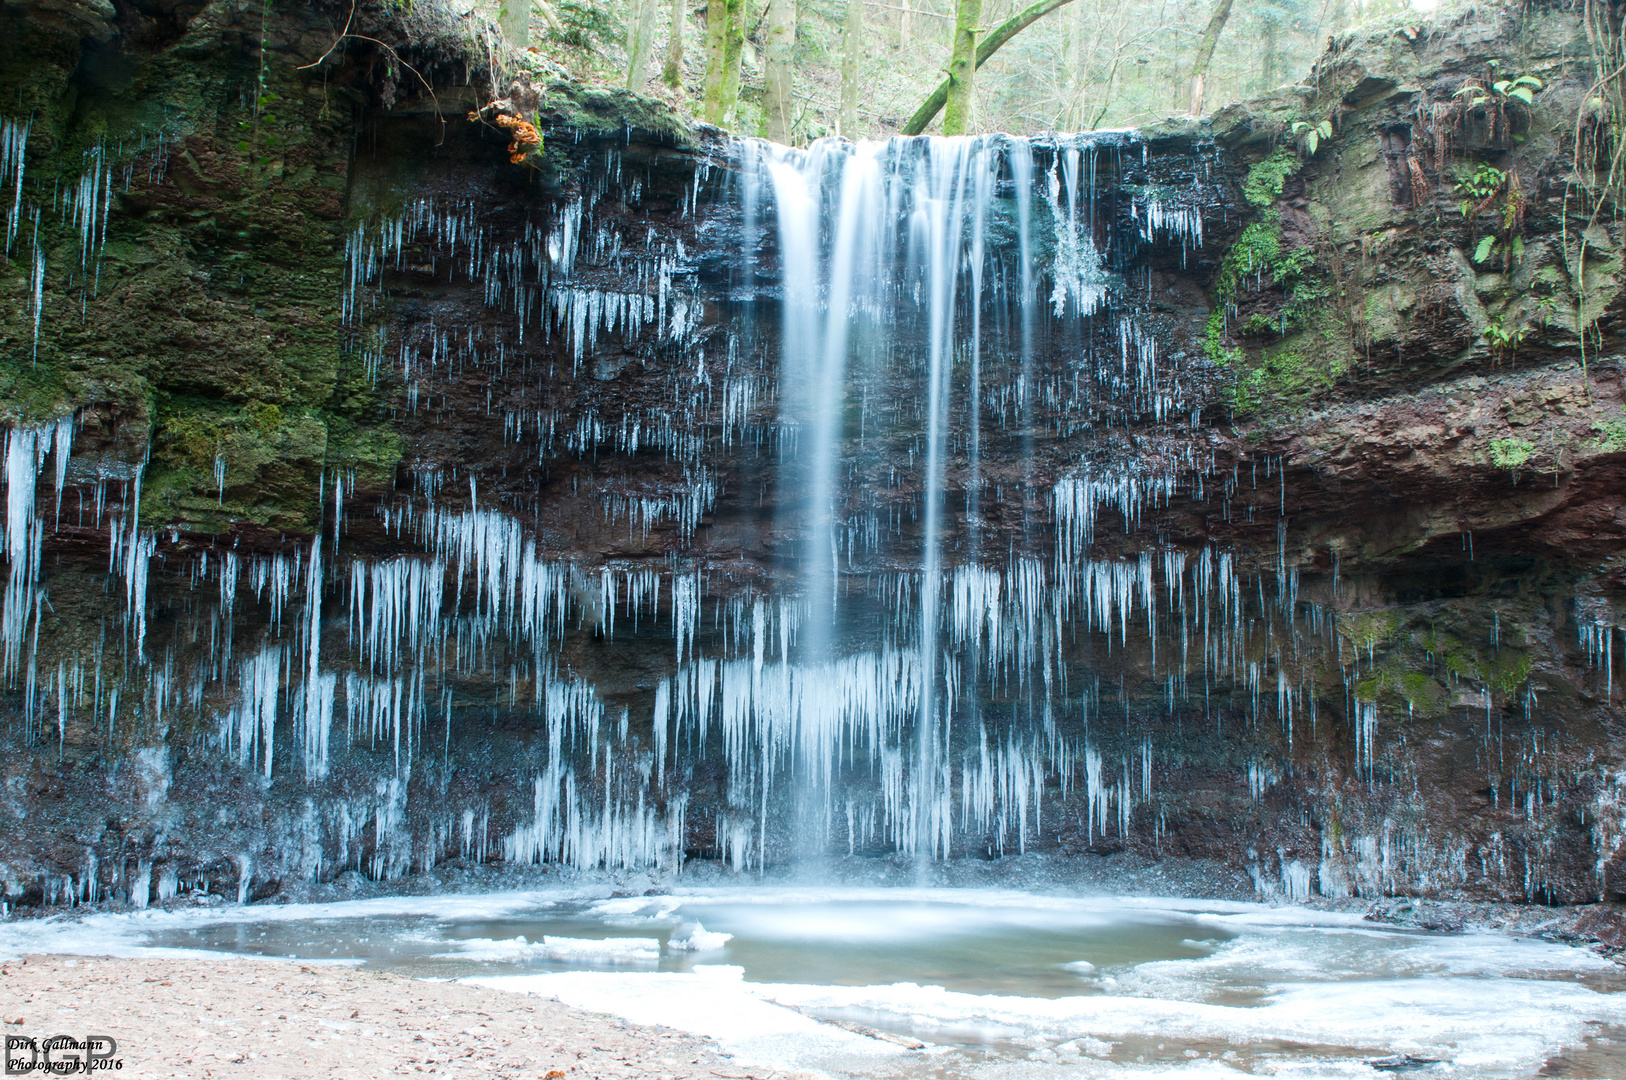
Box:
[506,0,1438,140]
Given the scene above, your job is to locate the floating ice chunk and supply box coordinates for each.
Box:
[668,923,732,952]
[1055,1036,1112,1058]
[469,967,898,1069]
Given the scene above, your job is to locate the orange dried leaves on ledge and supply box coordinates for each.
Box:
[494,114,542,163]
[469,73,545,165]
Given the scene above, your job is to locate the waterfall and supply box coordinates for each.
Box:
[740,135,1047,858]
[9,121,1501,904]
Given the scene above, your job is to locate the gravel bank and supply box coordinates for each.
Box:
[0,955,754,1079]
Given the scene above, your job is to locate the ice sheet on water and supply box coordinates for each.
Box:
[490,955,1626,1078]
[539,935,661,960]
[468,966,903,1072]
[441,890,1625,1078]
[1141,922,1621,988]
[439,935,660,964]
[0,890,578,959]
[586,896,681,921]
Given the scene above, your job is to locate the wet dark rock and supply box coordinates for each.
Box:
[1366,1054,1442,1071]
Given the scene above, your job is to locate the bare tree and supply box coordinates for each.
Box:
[942,0,985,135]
[1187,0,1235,116]
[663,0,686,89]
[762,0,797,141]
[903,0,1076,135]
[669,0,1327,140]
[1014,0,1141,131]
[627,0,661,90]
[840,0,863,136]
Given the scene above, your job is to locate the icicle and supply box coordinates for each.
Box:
[2,115,29,256]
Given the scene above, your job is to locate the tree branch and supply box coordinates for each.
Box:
[900,0,1075,136]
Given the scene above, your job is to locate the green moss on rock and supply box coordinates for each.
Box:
[1242,147,1300,208]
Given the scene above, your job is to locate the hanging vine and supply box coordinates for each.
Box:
[1565,0,1626,392]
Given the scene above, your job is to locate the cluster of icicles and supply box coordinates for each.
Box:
[6,412,1576,897]
[2,117,174,365]
[341,184,703,368]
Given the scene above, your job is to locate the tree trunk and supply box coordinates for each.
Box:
[662,0,685,89]
[1066,0,1086,128]
[1259,14,1278,94]
[840,0,863,137]
[761,0,796,142]
[1186,0,1234,117]
[899,0,911,53]
[501,0,528,49]
[702,0,729,123]
[720,0,746,123]
[942,0,984,136]
[626,0,661,91]
[901,0,1075,136]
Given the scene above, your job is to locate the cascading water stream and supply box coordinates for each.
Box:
[739,134,1078,861]
[913,139,973,862]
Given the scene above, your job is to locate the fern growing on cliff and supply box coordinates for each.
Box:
[1594,413,1626,453]
[1489,436,1534,476]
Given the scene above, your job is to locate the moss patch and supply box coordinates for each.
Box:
[540,82,695,147]
[1226,315,1351,414]
[1242,147,1301,208]
[0,16,408,537]
[1489,436,1535,471]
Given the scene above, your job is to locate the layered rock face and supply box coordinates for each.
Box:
[0,1,1622,915]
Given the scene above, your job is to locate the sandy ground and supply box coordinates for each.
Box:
[0,955,762,1079]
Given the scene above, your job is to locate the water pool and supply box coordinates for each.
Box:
[4,889,1620,1078]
